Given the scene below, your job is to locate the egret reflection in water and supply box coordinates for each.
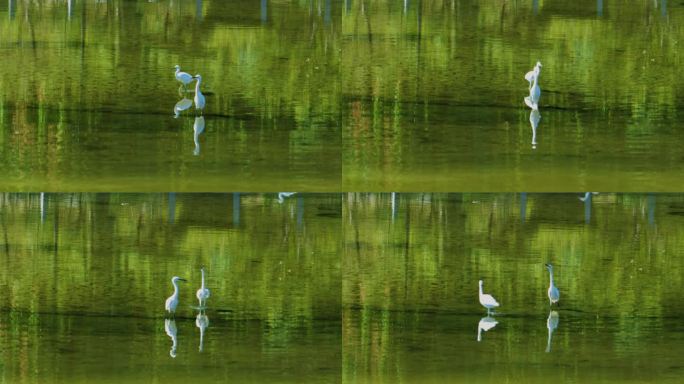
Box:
[529,109,540,148]
[546,311,559,353]
[174,98,193,118]
[193,116,205,156]
[477,316,498,342]
[165,319,178,358]
[196,311,209,352]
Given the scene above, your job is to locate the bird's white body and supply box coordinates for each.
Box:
[579,192,599,202]
[277,192,297,203]
[196,267,210,308]
[165,276,186,315]
[529,75,541,110]
[478,280,500,314]
[546,264,560,305]
[175,65,193,86]
[525,61,542,89]
[477,316,498,342]
[196,311,209,352]
[194,74,206,112]
[546,310,559,353]
[524,62,542,110]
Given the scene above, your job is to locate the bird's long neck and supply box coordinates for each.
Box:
[478,283,483,297]
[532,72,539,87]
[173,281,180,297]
[548,270,554,286]
[195,78,202,91]
[201,269,206,289]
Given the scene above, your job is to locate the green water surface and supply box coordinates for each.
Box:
[343,193,684,383]
[0,192,341,383]
[342,0,684,191]
[0,0,341,191]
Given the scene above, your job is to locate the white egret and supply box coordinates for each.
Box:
[193,116,205,156]
[545,263,560,306]
[546,310,559,353]
[196,311,209,352]
[477,316,498,342]
[164,318,178,358]
[579,192,599,202]
[528,72,541,111]
[196,266,211,308]
[174,65,194,92]
[524,61,542,89]
[277,192,297,204]
[478,280,500,314]
[193,74,206,113]
[173,97,193,118]
[165,276,187,315]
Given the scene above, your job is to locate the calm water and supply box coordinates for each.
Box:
[344,193,684,383]
[342,1,684,191]
[0,1,341,191]
[0,193,341,383]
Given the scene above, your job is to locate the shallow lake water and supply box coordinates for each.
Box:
[343,193,684,383]
[342,0,684,191]
[0,193,341,383]
[0,0,341,191]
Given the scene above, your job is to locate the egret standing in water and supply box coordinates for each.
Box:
[277,192,297,204]
[165,276,187,316]
[193,74,206,114]
[478,280,500,314]
[545,263,560,306]
[524,61,542,110]
[196,267,210,308]
[174,65,194,93]
[528,73,541,110]
[525,61,542,89]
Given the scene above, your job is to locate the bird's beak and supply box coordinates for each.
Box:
[545,264,551,268]
[179,278,187,282]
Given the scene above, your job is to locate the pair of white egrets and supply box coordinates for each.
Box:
[524,61,542,111]
[165,267,211,315]
[478,263,559,314]
[174,65,206,113]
